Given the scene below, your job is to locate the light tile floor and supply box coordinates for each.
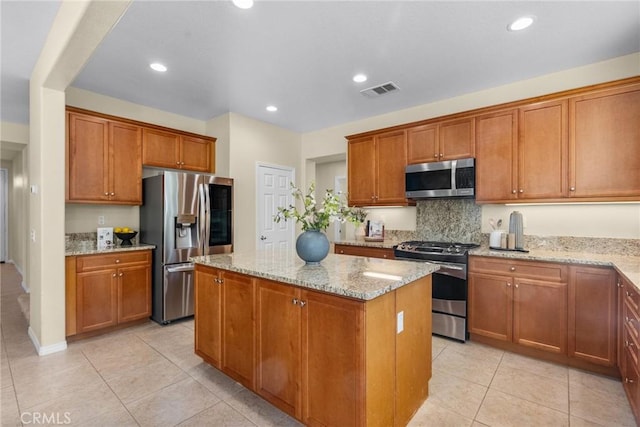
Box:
[1,263,636,426]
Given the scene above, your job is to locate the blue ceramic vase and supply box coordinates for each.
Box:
[296,230,330,265]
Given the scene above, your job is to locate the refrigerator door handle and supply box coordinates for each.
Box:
[166,263,195,273]
[203,181,212,254]
[198,182,207,254]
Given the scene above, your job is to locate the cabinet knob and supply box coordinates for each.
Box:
[511,190,517,194]
[439,153,444,158]
[570,187,576,191]
[299,300,307,307]
[626,340,635,348]
[518,189,524,193]
[119,272,123,277]
[339,250,344,254]
[626,316,634,324]
[626,378,635,384]
[176,161,181,165]
[110,192,115,196]
[434,153,438,158]
[627,291,633,297]
[104,192,109,196]
[507,283,512,287]
[383,255,387,258]
[115,259,120,263]
[112,273,116,277]
[510,266,516,271]
[292,298,299,305]
[181,161,185,165]
[515,284,519,289]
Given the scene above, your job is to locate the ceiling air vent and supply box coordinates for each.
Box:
[360,81,400,98]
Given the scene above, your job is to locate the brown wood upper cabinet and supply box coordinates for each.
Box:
[569,83,640,199]
[66,111,142,205]
[475,99,568,203]
[407,117,475,164]
[142,128,214,173]
[347,129,409,207]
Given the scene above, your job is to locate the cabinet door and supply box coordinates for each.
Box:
[195,268,222,367]
[569,266,617,366]
[301,289,364,427]
[468,272,512,341]
[407,124,438,164]
[67,112,109,202]
[439,117,475,160]
[475,110,518,202]
[347,136,376,206]
[569,83,640,198]
[513,278,567,354]
[375,130,407,204]
[518,100,568,200]
[76,269,118,333]
[256,280,301,418]
[180,135,213,172]
[142,128,180,168]
[109,121,142,204]
[117,264,151,323]
[221,271,256,389]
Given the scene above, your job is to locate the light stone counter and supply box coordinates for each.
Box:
[191,249,439,301]
[65,241,155,256]
[470,246,640,291]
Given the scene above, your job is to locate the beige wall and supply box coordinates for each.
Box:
[301,53,640,239]
[217,113,301,252]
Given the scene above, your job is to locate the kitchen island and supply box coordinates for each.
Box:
[191,250,439,427]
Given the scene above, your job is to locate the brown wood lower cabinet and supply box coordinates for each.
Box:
[334,244,395,259]
[469,256,620,376]
[66,250,151,337]
[194,267,255,389]
[195,264,432,427]
[619,275,640,424]
[469,257,568,354]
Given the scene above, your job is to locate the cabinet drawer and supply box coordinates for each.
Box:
[77,250,151,272]
[625,285,640,314]
[624,323,640,367]
[334,244,395,259]
[625,299,640,341]
[470,257,567,282]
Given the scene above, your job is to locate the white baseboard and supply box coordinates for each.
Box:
[28,326,67,356]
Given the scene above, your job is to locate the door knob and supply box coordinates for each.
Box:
[260,235,267,241]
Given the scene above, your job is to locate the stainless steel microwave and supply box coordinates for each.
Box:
[405,158,475,199]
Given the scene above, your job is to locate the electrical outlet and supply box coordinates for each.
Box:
[397,311,404,334]
[30,229,36,242]
[98,215,105,225]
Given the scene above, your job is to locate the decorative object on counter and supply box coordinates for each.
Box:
[352,208,369,240]
[509,211,525,249]
[274,182,364,264]
[97,227,114,250]
[115,231,138,246]
[489,230,504,248]
[366,220,385,242]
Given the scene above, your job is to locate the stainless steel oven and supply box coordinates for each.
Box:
[394,241,478,342]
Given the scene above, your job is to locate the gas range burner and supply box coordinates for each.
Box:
[395,240,480,256]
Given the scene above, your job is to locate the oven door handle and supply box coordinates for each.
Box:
[428,261,467,279]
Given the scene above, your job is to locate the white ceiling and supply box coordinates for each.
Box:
[2,1,639,137]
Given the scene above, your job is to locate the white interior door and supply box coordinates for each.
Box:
[256,164,295,250]
[333,176,347,242]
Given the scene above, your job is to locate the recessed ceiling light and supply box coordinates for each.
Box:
[508,16,535,31]
[232,0,254,9]
[266,105,278,112]
[353,73,368,83]
[149,63,167,72]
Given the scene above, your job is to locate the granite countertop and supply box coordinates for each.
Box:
[336,239,639,290]
[470,246,640,291]
[190,249,439,301]
[65,242,155,256]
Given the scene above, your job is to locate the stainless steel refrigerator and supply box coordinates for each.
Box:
[140,171,233,324]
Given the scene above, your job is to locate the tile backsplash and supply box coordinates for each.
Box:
[416,199,482,243]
